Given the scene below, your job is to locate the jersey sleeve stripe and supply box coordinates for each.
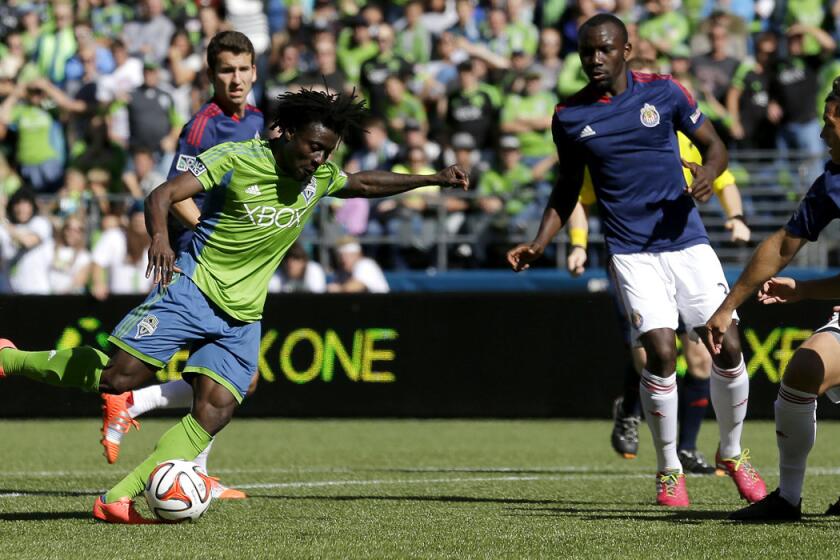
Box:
[187,116,204,146]
[672,78,697,106]
[193,115,211,147]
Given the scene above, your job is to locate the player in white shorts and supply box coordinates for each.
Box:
[507,14,766,507]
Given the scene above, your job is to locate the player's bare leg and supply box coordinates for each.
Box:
[638,328,688,506]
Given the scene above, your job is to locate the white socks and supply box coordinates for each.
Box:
[127,380,194,418]
[195,439,214,473]
[775,383,817,506]
[639,369,680,473]
[710,357,749,458]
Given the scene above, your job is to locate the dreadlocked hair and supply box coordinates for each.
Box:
[270,86,369,138]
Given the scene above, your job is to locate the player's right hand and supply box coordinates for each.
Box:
[566,246,587,277]
[146,234,180,286]
[757,277,801,305]
[703,308,732,355]
[507,242,544,272]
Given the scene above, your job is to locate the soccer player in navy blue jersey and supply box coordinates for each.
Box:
[99,31,263,500]
[507,14,766,507]
[707,77,840,521]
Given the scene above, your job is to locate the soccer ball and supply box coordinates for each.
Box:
[144,459,213,522]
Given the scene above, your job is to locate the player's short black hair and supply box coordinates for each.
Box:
[578,14,629,45]
[826,76,840,114]
[270,86,369,139]
[207,31,255,73]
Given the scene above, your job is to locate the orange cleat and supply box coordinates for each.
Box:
[207,476,247,499]
[92,496,159,524]
[100,393,140,464]
[0,338,17,378]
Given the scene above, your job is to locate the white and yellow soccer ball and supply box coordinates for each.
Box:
[144,459,213,522]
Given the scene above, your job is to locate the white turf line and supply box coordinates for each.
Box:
[4,467,840,498]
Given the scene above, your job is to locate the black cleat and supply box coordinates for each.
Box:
[825,497,840,515]
[611,396,640,459]
[678,449,718,475]
[729,488,801,522]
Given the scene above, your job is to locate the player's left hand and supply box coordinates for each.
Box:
[146,234,181,286]
[757,276,801,305]
[436,165,470,191]
[725,217,751,244]
[681,159,714,202]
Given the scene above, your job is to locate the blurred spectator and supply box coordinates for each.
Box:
[482,7,512,58]
[0,187,53,294]
[54,168,87,218]
[90,203,152,300]
[448,0,481,43]
[48,215,92,295]
[97,39,143,147]
[637,0,690,57]
[89,0,134,40]
[344,117,400,173]
[122,147,165,199]
[506,0,540,56]
[126,59,182,171]
[264,43,302,115]
[533,28,564,93]
[404,119,442,166]
[301,37,348,94]
[0,154,22,198]
[164,29,203,122]
[727,31,778,150]
[383,74,428,143]
[33,1,77,87]
[420,0,459,36]
[337,15,378,85]
[18,4,42,57]
[557,0,599,56]
[327,236,389,293]
[692,21,739,110]
[123,0,175,65]
[0,76,66,193]
[414,31,462,102]
[446,61,499,150]
[71,116,128,208]
[361,24,412,115]
[395,1,434,63]
[500,70,556,165]
[769,24,836,184]
[268,242,327,293]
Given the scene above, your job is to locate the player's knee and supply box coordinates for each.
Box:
[645,343,677,374]
[781,347,825,394]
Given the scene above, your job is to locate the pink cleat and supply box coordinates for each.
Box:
[716,448,767,503]
[0,339,16,378]
[656,471,690,507]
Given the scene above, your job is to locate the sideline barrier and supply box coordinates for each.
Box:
[0,293,835,419]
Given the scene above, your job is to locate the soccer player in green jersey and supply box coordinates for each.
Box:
[0,88,469,524]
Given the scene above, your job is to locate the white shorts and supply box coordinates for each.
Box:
[609,243,738,343]
[814,313,840,403]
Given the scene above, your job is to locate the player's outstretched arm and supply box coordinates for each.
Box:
[336,165,470,198]
[704,227,807,354]
[145,172,204,286]
[507,154,583,272]
[566,201,589,276]
[761,273,840,305]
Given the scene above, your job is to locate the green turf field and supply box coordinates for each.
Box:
[1,418,839,559]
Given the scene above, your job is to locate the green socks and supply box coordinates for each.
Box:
[105,414,213,502]
[0,347,107,392]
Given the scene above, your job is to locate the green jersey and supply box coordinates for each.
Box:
[181,139,347,322]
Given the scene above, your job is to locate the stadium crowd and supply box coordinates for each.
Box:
[0,0,836,294]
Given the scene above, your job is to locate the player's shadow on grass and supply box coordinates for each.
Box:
[0,511,90,521]
[0,488,99,497]
[511,506,735,523]
[252,494,618,507]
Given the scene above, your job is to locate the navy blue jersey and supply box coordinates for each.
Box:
[785,162,840,240]
[553,71,709,255]
[168,101,264,252]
